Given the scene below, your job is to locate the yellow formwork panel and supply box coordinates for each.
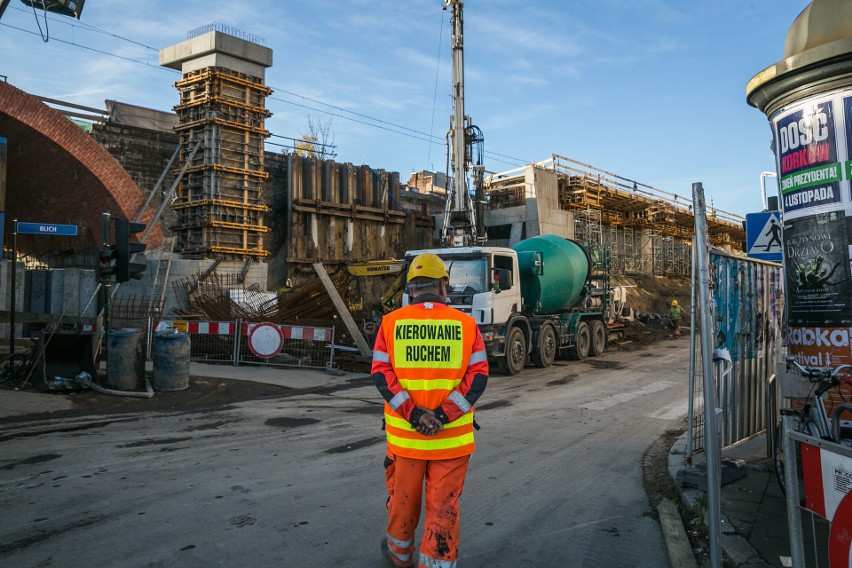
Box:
[172,198,269,212]
[210,220,270,232]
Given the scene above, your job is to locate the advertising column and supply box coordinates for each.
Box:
[772,91,852,367]
[746,5,852,371]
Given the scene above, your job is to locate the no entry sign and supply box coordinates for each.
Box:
[247,322,284,359]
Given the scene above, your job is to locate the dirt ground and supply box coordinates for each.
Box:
[4,284,706,562]
[0,375,300,425]
[615,274,692,317]
[0,326,678,426]
[5,330,675,424]
[1,274,689,423]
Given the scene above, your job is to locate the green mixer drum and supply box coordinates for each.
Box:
[513,234,590,314]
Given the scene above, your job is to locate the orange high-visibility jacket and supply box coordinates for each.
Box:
[372,299,488,460]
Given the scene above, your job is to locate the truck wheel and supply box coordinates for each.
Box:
[589,320,607,357]
[567,322,590,360]
[498,327,526,375]
[532,325,556,368]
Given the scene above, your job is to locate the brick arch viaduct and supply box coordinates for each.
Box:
[0,80,162,256]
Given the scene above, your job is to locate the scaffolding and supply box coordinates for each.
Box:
[574,207,603,249]
[623,226,638,274]
[604,224,628,275]
[171,67,272,259]
[483,154,745,277]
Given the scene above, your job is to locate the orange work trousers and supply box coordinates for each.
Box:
[384,451,470,568]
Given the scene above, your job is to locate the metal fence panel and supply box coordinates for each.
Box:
[688,252,783,456]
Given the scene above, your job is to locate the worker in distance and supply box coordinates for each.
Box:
[371,252,489,568]
[670,299,684,338]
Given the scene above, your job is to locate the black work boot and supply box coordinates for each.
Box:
[381,537,415,568]
[380,538,395,566]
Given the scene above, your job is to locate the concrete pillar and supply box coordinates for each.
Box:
[160,28,273,260]
[529,167,572,238]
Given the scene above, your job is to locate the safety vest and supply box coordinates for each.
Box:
[382,303,478,460]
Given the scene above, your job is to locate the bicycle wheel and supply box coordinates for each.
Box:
[774,415,806,496]
[0,352,32,388]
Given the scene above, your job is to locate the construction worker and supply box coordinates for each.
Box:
[670,299,684,338]
[371,252,488,568]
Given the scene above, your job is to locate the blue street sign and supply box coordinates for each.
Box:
[745,211,783,262]
[16,222,78,237]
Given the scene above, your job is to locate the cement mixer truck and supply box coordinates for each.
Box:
[403,234,626,375]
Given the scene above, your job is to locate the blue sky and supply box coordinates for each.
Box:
[0,1,811,217]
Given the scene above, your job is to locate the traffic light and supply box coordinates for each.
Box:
[99,246,118,280]
[114,217,147,283]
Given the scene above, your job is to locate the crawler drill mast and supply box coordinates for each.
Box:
[441,0,487,247]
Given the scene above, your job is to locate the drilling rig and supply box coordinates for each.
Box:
[441,0,487,247]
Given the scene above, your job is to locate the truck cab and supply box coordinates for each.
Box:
[403,246,532,373]
[403,246,520,326]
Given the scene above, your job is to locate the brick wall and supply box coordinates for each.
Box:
[90,121,180,238]
[0,81,162,254]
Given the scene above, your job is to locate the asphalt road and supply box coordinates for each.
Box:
[0,337,690,567]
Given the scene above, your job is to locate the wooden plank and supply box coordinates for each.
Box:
[657,499,697,568]
[312,262,372,357]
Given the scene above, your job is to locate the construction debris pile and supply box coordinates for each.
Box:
[168,269,370,359]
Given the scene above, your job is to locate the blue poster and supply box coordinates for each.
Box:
[775,101,841,213]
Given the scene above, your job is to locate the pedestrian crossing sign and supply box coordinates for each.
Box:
[745,211,783,262]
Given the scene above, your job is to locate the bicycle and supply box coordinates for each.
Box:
[774,357,852,494]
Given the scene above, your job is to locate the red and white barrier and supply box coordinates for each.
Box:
[242,322,333,343]
[154,320,235,335]
[801,440,852,565]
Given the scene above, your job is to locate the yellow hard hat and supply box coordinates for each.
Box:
[672,300,678,306]
[407,253,448,282]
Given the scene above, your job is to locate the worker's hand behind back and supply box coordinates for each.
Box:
[415,406,443,436]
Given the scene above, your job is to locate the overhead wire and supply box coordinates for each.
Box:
[427,8,446,172]
[269,133,335,149]
[1,8,533,169]
[0,21,177,69]
[10,4,161,51]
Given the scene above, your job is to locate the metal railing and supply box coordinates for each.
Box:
[187,23,266,46]
[765,374,778,459]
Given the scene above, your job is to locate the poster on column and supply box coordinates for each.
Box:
[845,96,852,193]
[784,211,852,324]
[774,100,842,213]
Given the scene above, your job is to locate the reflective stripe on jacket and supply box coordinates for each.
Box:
[373,301,486,460]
